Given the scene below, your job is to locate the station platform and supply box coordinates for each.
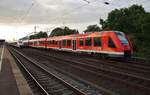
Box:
[0,45,33,95]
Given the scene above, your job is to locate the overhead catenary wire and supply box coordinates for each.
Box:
[45,0,149,34]
[12,1,35,29]
[14,0,119,29]
[14,0,148,26]
[34,0,100,32]
[14,0,149,39]
[12,0,36,40]
[49,0,99,24]
[19,2,35,25]
[35,0,113,32]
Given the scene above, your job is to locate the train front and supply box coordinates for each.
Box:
[115,31,133,57]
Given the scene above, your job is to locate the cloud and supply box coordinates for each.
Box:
[0,0,149,25]
[0,0,149,41]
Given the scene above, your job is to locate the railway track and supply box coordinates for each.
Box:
[8,47,91,95]
[19,47,150,79]
[34,47,150,71]
[11,47,150,95]
[69,53,150,73]
[54,52,150,78]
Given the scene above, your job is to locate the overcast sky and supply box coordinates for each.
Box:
[0,0,149,41]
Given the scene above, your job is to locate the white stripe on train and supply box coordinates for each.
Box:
[32,45,124,56]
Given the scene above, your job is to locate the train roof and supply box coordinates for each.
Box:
[28,38,46,41]
[47,31,118,40]
[24,30,125,41]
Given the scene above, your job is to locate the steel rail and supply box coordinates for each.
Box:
[9,47,87,95]
[22,48,150,92]
[8,48,49,95]
[27,48,150,83]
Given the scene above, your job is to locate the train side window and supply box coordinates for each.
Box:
[62,40,66,46]
[39,41,42,44]
[52,40,55,44]
[55,41,58,45]
[42,41,45,44]
[85,37,92,46]
[48,41,51,44]
[94,37,101,46]
[40,41,44,44]
[24,42,28,46]
[67,40,71,46]
[80,38,84,46]
[29,42,32,45]
[108,37,116,48]
[34,41,37,45]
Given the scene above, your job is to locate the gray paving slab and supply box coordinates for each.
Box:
[0,58,20,95]
[0,46,33,95]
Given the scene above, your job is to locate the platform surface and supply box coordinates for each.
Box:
[0,45,33,95]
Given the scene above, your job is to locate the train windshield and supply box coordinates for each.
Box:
[115,32,129,45]
[18,40,22,43]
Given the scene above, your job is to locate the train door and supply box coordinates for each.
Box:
[45,38,47,48]
[73,40,76,50]
[59,41,61,49]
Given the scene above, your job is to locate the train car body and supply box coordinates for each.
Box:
[28,38,46,48]
[22,31,133,57]
[22,40,29,47]
[17,40,24,48]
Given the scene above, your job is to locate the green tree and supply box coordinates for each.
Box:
[141,13,150,36]
[50,27,64,37]
[37,31,48,38]
[19,36,29,40]
[84,24,101,33]
[100,5,145,34]
[100,19,109,30]
[99,4,150,57]
[29,31,48,39]
[63,27,78,35]
[50,26,78,37]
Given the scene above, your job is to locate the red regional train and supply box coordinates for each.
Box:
[19,31,133,57]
